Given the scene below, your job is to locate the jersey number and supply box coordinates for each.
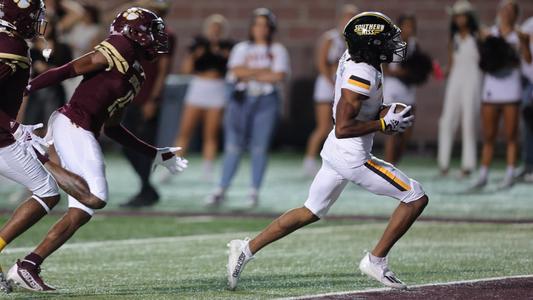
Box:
[106,74,142,117]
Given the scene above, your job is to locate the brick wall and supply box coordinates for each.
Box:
[89,0,533,144]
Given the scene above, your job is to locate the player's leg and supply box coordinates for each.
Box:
[475,103,501,187]
[248,93,279,207]
[0,142,61,293]
[202,107,223,180]
[227,160,347,290]
[500,103,520,187]
[304,103,333,175]
[350,157,427,289]
[6,113,108,292]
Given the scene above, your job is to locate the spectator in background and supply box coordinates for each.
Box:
[24,18,72,132]
[45,0,85,34]
[382,14,432,165]
[175,14,233,181]
[438,0,481,177]
[120,0,177,207]
[518,17,533,182]
[62,4,101,59]
[207,8,290,208]
[474,0,531,189]
[302,4,358,176]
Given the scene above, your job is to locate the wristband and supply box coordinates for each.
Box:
[379,118,386,131]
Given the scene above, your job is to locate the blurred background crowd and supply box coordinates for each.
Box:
[14,0,533,207]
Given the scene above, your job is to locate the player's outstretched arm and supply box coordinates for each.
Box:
[26,51,109,93]
[103,112,158,158]
[103,114,188,174]
[334,89,382,139]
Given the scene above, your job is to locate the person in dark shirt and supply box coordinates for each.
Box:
[5,8,187,291]
[175,14,233,181]
[24,18,72,132]
[120,0,177,207]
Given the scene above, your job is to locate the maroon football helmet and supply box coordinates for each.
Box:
[110,7,169,60]
[0,0,47,39]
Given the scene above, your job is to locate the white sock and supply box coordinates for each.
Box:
[203,160,214,172]
[243,242,253,258]
[214,187,225,196]
[479,166,489,181]
[369,253,386,264]
[249,188,258,197]
[505,165,515,179]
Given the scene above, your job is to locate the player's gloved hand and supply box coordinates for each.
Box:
[12,123,48,159]
[380,103,414,133]
[153,147,188,174]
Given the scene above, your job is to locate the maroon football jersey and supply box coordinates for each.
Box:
[0,31,31,148]
[60,34,145,135]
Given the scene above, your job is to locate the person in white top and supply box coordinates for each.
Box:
[207,8,290,208]
[438,0,481,177]
[303,4,358,176]
[474,0,532,189]
[226,12,428,291]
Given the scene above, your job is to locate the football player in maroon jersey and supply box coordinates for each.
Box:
[4,7,188,292]
[0,0,105,293]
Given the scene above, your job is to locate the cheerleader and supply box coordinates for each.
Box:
[175,14,233,180]
[303,4,358,176]
[474,0,531,189]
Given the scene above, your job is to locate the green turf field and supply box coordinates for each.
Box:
[0,153,532,299]
[0,216,532,299]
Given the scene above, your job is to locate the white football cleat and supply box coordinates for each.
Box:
[359,252,406,290]
[227,239,254,290]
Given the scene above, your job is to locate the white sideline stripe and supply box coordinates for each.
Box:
[281,274,533,300]
[2,224,362,255]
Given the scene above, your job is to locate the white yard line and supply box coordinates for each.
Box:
[2,224,366,255]
[281,274,533,300]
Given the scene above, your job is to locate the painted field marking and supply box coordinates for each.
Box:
[281,274,533,300]
[2,224,371,255]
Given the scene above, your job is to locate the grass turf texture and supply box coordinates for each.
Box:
[0,216,532,299]
[1,152,531,220]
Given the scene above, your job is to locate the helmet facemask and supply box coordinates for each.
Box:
[381,27,407,63]
[151,18,169,54]
[34,7,48,38]
[142,18,168,60]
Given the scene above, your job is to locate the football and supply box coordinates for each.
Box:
[379,102,411,119]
